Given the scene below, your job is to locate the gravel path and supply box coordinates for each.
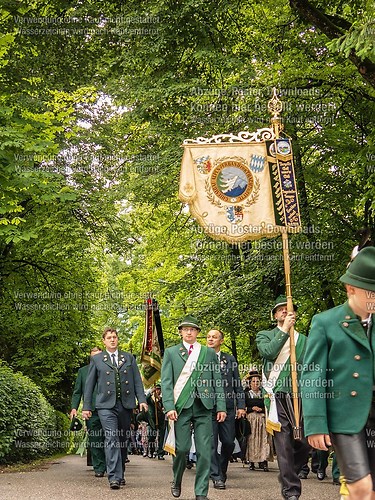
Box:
[0,454,340,499]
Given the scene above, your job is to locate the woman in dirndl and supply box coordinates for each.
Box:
[245,371,270,471]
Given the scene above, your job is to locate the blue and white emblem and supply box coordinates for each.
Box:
[249,154,265,172]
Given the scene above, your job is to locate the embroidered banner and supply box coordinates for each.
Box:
[141,298,163,388]
[179,139,301,243]
[266,140,301,228]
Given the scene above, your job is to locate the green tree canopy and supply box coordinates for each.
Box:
[0,0,374,407]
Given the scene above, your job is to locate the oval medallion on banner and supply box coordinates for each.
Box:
[211,158,254,203]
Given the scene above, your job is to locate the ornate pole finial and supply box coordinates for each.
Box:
[268,87,282,118]
[268,87,283,139]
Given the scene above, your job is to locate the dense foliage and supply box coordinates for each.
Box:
[0,362,71,463]
[0,0,374,414]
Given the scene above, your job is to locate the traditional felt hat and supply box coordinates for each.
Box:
[69,417,83,432]
[340,247,375,291]
[271,295,298,316]
[178,315,201,330]
[247,370,261,380]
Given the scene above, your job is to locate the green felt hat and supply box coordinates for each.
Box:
[178,315,201,330]
[271,295,298,316]
[340,247,375,291]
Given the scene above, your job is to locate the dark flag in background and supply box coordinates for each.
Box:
[141,298,164,388]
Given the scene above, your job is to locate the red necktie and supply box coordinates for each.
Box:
[188,344,193,356]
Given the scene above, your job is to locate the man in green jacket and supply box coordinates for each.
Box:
[161,315,226,500]
[302,247,375,500]
[256,296,310,500]
[70,347,106,477]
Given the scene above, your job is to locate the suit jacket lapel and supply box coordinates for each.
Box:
[118,352,127,369]
[178,343,188,361]
[340,320,370,349]
[222,352,229,370]
[218,352,224,371]
[339,303,372,351]
[102,351,116,369]
[370,318,375,354]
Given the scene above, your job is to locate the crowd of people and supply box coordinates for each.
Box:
[70,246,375,500]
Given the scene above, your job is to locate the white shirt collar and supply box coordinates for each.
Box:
[107,350,118,360]
[183,341,198,351]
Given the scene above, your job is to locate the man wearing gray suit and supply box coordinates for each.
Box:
[82,328,147,490]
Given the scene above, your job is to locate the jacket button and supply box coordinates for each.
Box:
[107,371,110,375]
[124,370,127,374]
[345,315,351,319]
[343,322,349,327]
[126,390,130,394]
[107,381,110,385]
[350,391,357,397]
[125,380,129,384]
[354,355,361,360]
[107,391,111,394]
[353,372,359,378]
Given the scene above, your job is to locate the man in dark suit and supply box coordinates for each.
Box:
[161,315,227,500]
[70,346,106,477]
[256,296,310,500]
[82,328,148,490]
[146,385,166,459]
[206,329,246,489]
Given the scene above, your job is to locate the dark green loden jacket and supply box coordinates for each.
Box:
[146,393,164,430]
[256,326,306,393]
[301,302,375,436]
[71,364,97,410]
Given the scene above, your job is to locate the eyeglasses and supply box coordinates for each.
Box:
[181,327,198,332]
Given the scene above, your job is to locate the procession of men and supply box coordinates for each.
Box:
[72,247,375,500]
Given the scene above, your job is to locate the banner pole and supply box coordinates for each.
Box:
[268,88,301,439]
[154,386,159,428]
[282,231,301,439]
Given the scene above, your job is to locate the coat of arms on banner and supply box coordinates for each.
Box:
[179,137,301,243]
[194,155,212,174]
[227,206,244,223]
